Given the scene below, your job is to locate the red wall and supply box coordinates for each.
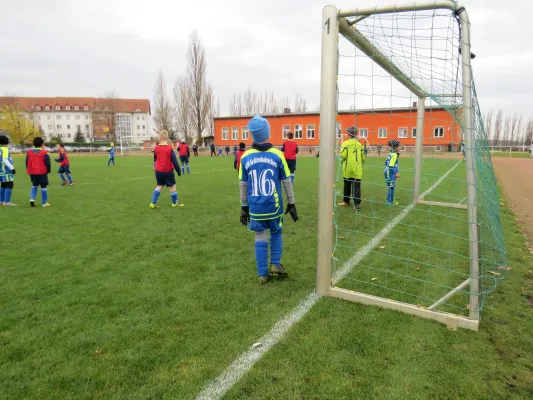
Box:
[214,109,461,147]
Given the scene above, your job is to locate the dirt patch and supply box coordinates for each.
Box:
[493,157,533,241]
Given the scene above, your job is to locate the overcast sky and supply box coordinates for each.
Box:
[1,0,532,118]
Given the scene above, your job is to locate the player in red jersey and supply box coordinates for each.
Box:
[281,132,298,185]
[26,137,51,207]
[149,130,182,209]
[177,139,191,174]
[55,144,74,186]
[234,142,246,174]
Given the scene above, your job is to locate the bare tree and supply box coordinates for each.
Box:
[186,30,211,142]
[206,93,219,142]
[174,76,192,143]
[525,118,533,147]
[154,70,176,139]
[93,91,120,143]
[493,109,503,146]
[502,115,512,146]
[243,86,257,115]
[229,92,243,116]
[483,109,494,141]
[279,97,291,113]
[293,93,307,113]
[268,93,278,114]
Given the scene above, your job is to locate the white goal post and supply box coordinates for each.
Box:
[316,1,481,330]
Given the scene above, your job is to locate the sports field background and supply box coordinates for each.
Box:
[1,154,532,399]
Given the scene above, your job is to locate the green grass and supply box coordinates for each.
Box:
[2,154,533,399]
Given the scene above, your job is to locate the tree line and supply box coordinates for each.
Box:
[483,109,533,147]
[229,89,309,116]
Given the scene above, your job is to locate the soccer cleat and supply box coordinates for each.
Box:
[270,264,288,277]
[70,183,75,186]
[354,204,362,212]
[337,202,350,207]
[149,203,159,209]
[172,203,184,208]
[2,202,17,207]
[387,201,399,206]
[30,200,35,207]
[61,182,68,186]
[42,203,51,208]
[259,275,272,285]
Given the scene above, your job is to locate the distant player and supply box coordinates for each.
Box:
[240,116,298,284]
[364,142,369,157]
[281,132,298,185]
[55,144,74,186]
[177,139,191,174]
[107,143,116,166]
[150,130,183,209]
[193,144,199,157]
[234,142,245,173]
[225,145,230,156]
[217,147,223,157]
[233,145,237,156]
[461,141,466,160]
[384,139,401,206]
[26,137,51,208]
[339,126,366,211]
[0,135,16,207]
[210,143,216,156]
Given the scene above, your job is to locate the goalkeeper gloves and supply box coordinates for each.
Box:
[285,203,298,222]
[240,206,250,225]
[11,169,16,175]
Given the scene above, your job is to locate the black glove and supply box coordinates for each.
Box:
[285,203,298,222]
[176,167,181,177]
[240,206,250,225]
[11,169,16,175]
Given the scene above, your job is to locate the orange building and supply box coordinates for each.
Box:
[214,106,462,148]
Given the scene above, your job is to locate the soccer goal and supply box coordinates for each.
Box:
[317,1,507,331]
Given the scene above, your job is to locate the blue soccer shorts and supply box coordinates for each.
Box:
[155,171,176,187]
[249,215,284,233]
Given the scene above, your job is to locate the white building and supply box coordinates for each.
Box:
[0,97,151,144]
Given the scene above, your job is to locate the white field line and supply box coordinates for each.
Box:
[195,161,462,400]
[78,168,232,186]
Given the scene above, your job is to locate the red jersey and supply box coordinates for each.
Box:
[282,140,298,160]
[178,143,189,156]
[235,150,245,171]
[26,148,50,175]
[154,144,177,172]
[59,149,70,166]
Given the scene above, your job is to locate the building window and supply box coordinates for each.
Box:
[434,127,444,137]
[68,134,71,138]
[56,115,61,120]
[66,115,70,120]
[86,125,90,130]
[378,128,387,138]
[282,125,291,140]
[222,127,229,140]
[48,125,52,130]
[398,127,408,138]
[76,125,81,130]
[83,106,89,111]
[115,114,132,142]
[58,134,63,139]
[137,125,140,130]
[67,125,71,129]
[66,106,71,111]
[306,124,315,139]
[412,128,417,138]
[137,116,140,120]
[85,115,89,120]
[359,128,368,138]
[36,106,41,111]
[142,125,145,129]
[45,106,50,111]
[74,106,79,111]
[75,115,80,120]
[242,127,249,140]
[232,127,239,140]
[55,106,61,110]
[294,124,303,139]
[47,115,51,120]
[57,124,62,129]
[142,116,145,120]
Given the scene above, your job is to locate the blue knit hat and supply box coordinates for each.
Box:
[248,115,271,143]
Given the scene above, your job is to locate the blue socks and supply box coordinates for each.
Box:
[181,167,185,174]
[30,186,38,201]
[0,187,4,203]
[59,173,66,182]
[67,174,73,184]
[151,188,161,204]
[4,188,12,203]
[270,230,283,266]
[41,188,48,204]
[186,165,190,174]
[290,174,294,185]
[254,242,269,277]
[170,191,178,204]
[387,187,395,203]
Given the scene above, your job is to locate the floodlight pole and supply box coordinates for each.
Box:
[316,5,339,296]
[458,7,480,320]
[413,97,425,203]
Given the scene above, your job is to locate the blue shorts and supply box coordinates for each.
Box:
[0,174,15,183]
[58,165,71,174]
[384,171,396,188]
[30,174,49,187]
[155,171,176,187]
[179,155,189,164]
[286,159,296,172]
[249,215,283,233]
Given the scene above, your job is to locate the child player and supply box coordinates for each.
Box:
[384,139,401,205]
[0,135,16,207]
[107,143,116,166]
[177,139,191,174]
[234,142,245,174]
[26,137,51,208]
[239,116,299,284]
[55,144,74,186]
[281,132,298,185]
[150,130,183,209]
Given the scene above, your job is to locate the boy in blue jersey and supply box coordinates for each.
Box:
[108,143,116,166]
[239,115,299,284]
[0,135,17,207]
[384,139,401,205]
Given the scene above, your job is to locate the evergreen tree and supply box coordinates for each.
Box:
[74,126,85,143]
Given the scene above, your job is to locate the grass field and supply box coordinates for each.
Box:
[2,154,533,399]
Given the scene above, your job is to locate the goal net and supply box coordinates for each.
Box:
[317,1,506,331]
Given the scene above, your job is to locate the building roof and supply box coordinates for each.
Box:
[0,96,151,114]
[214,106,450,121]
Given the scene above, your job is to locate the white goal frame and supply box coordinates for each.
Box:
[317,1,480,331]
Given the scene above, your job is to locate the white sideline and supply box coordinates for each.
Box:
[195,161,462,400]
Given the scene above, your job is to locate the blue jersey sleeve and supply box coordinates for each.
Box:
[170,150,180,171]
[44,153,51,174]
